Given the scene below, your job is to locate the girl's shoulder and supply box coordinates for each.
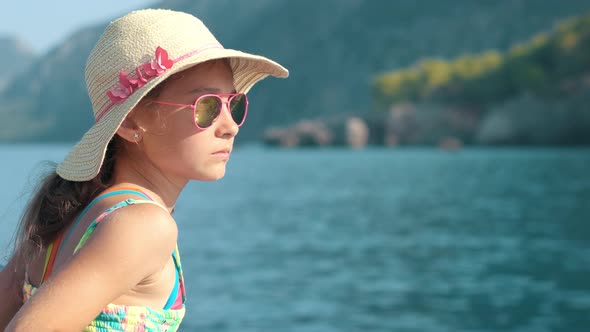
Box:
[87,198,178,252]
[8,199,180,331]
[70,196,179,277]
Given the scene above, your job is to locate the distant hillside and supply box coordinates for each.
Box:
[0,36,36,91]
[369,13,590,146]
[0,27,100,140]
[2,0,590,142]
[373,13,590,109]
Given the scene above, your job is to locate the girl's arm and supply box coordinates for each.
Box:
[0,255,24,330]
[5,203,177,332]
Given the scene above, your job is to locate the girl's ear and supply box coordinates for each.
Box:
[116,113,144,143]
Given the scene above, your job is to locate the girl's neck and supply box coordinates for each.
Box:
[111,154,187,213]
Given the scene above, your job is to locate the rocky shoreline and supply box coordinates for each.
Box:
[263,104,474,149]
[263,91,590,149]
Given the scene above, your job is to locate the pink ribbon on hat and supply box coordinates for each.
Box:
[95,43,224,122]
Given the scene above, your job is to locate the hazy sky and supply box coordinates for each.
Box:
[0,0,157,54]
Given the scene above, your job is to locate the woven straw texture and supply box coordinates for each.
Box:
[57,9,288,181]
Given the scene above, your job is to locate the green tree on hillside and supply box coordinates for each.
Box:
[373,13,590,110]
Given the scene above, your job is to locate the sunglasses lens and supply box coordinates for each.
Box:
[230,94,247,126]
[195,96,222,128]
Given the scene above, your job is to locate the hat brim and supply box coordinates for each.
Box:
[56,48,288,181]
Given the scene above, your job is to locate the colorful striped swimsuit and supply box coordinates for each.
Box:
[22,189,186,331]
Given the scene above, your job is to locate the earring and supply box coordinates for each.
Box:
[133,132,140,140]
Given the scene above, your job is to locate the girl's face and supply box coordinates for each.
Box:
[134,60,240,182]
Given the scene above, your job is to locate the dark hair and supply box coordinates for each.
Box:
[12,137,120,268]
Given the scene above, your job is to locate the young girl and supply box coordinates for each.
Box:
[0,9,287,331]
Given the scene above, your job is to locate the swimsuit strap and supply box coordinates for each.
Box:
[57,187,151,256]
[73,198,170,253]
[170,244,187,306]
[41,187,151,284]
[39,232,64,283]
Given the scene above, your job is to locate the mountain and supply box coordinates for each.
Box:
[2,0,590,142]
[0,27,101,140]
[0,36,36,91]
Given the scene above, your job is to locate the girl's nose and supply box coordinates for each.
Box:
[214,100,239,138]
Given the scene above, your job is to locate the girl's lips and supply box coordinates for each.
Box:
[212,150,230,159]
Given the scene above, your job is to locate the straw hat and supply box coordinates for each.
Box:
[56,8,288,181]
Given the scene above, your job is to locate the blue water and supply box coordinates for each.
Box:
[1,145,589,332]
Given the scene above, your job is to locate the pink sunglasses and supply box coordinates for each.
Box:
[152,93,248,129]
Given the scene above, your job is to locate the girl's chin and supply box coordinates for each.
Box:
[192,168,227,182]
